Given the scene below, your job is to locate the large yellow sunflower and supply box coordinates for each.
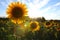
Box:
[6,2,28,23]
[29,21,40,32]
[43,21,52,28]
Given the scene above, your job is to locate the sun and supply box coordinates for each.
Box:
[6,2,28,23]
[29,21,40,32]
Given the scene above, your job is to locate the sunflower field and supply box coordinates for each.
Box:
[0,2,60,40]
[0,17,60,40]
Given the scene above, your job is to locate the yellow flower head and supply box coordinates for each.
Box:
[29,21,40,32]
[52,21,59,27]
[44,21,52,28]
[56,27,60,31]
[6,2,28,23]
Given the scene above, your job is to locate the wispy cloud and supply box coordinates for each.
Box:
[38,0,50,8]
[41,2,60,20]
[0,0,14,17]
[54,2,60,6]
[28,0,50,9]
[0,2,7,7]
[42,13,57,20]
[17,0,50,9]
[19,0,60,20]
[0,0,14,7]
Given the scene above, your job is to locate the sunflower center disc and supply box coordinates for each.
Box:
[31,23,37,29]
[12,7,23,18]
[46,22,50,25]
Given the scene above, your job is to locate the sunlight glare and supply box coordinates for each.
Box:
[28,8,42,18]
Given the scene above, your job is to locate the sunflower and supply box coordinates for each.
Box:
[29,21,40,32]
[56,27,60,31]
[43,21,52,28]
[6,2,28,24]
[52,21,59,27]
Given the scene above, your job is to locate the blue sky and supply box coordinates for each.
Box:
[0,0,60,20]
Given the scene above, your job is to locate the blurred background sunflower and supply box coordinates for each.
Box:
[6,2,28,24]
[52,21,59,27]
[43,21,52,28]
[29,21,40,32]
